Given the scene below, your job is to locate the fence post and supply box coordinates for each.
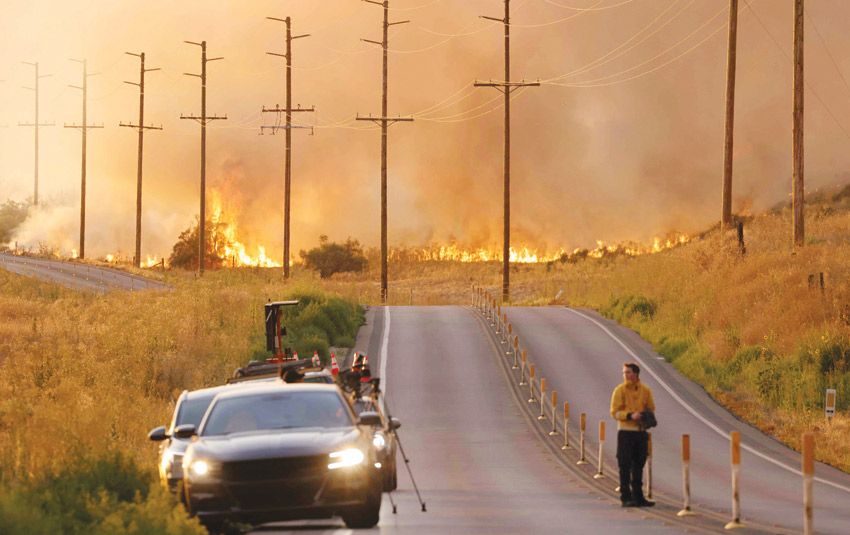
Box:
[724,431,744,529]
[594,421,606,479]
[528,366,537,403]
[802,432,814,535]
[562,402,571,449]
[549,391,558,435]
[577,413,588,464]
[677,434,696,516]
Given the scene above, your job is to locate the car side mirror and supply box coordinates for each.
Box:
[358,412,382,427]
[173,424,197,439]
[148,426,169,442]
[389,417,401,430]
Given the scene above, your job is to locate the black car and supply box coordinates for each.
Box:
[352,396,400,491]
[177,383,383,531]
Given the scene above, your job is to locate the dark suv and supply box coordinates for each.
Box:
[177,383,383,531]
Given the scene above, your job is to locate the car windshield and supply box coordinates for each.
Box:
[201,391,353,436]
[175,394,216,428]
[352,399,377,415]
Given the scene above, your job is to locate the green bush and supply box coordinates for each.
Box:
[0,452,205,535]
[299,235,368,279]
[603,295,657,322]
[657,336,691,362]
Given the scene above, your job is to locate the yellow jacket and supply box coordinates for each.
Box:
[610,381,655,431]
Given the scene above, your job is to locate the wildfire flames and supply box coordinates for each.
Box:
[210,197,282,269]
[391,233,691,264]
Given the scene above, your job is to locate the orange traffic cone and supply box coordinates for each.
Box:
[330,353,339,376]
[360,354,371,382]
[293,351,299,360]
[312,351,320,367]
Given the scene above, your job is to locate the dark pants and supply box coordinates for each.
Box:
[617,430,648,503]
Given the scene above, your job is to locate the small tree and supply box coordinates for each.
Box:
[168,218,230,270]
[300,235,368,278]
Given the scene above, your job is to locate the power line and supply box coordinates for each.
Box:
[64,58,104,260]
[356,0,414,304]
[261,16,316,278]
[180,40,228,276]
[119,52,163,268]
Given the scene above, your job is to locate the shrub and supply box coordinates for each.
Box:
[657,336,691,362]
[168,217,229,270]
[300,235,368,278]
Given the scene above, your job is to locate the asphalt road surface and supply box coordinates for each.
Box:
[252,307,693,534]
[0,252,169,292]
[502,306,850,534]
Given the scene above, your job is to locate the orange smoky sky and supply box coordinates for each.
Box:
[2,0,850,260]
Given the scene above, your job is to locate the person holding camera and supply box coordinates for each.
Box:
[610,362,656,508]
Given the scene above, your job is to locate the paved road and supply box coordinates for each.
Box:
[502,306,850,534]
[0,252,169,292]
[252,307,683,534]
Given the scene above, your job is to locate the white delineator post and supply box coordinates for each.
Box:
[678,434,696,516]
[562,401,571,449]
[549,391,558,435]
[725,431,744,529]
[538,378,547,418]
[577,413,588,465]
[802,432,814,535]
[594,420,605,479]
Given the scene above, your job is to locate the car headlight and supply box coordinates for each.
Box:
[372,432,387,450]
[189,459,212,477]
[328,448,365,470]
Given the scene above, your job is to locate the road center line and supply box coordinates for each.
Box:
[565,307,850,494]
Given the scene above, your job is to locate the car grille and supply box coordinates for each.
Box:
[221,455,330,509]
[220,455,328,483]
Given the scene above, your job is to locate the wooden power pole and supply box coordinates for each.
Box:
[120,52,162,269]
[793,0,805,247]
[181,41,227,275]
[475,0,539,303]
[64,59,103,260]
[357,0,413,304]
[19,62,54,206]
[262,16,315,279]
[721,0,739,230]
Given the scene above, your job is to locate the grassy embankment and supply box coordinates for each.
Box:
[321,190,850,472]
[0,270,361,534]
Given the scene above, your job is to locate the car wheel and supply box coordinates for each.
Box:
[383,457,398,492]
[342,483,382,528]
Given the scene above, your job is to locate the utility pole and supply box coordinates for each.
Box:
[64,59,103,260]
[721,0,738,231]
[793,0,805,247]
[180,41,227,275]
[19,62,54,206]
[120,52,162,268]
[357,0,413,304]
[474,0,539,303]
[262,16,315,278]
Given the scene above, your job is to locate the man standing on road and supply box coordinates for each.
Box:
[610,362,656,508]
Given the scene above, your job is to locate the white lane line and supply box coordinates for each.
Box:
[566,307,850,494]
[379,306,391,410]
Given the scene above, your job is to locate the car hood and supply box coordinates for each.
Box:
[188,427,362,462]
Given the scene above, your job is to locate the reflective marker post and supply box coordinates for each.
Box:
[562,402,571,449]
[512,335,519,368]
[678,434,696,517]
[725,431,744,529]
[825,389,836,422]
[802,432,814,535]
[519,350,527,385]
[549,391,558,435]
[577,413,588,465]
[538,378,547,418]
[528,365,536,403]
[594,420,605,479]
